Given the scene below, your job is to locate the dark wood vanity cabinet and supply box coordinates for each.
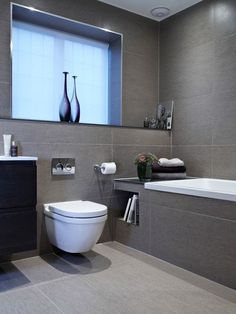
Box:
[0,161,37,255]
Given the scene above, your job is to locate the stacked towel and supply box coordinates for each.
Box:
[152,158,186,180]
[152,163,186,173]
[158,158,184,167]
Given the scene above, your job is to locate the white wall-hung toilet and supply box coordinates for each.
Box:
[44,200,107,253]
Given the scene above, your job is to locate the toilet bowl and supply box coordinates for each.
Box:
[44,200,107,253]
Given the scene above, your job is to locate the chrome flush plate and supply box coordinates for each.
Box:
[51,158,75,175]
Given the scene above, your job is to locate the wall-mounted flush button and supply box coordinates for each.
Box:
[52,158,75,175]
[56,163,64,171]
[65,164,72,171]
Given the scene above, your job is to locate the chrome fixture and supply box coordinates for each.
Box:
[51,158,75,175]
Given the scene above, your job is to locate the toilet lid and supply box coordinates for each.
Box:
[48,200,107,218]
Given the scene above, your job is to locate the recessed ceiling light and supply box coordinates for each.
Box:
[151,7,170,18]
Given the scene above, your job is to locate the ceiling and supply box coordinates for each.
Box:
[98,0,203,21]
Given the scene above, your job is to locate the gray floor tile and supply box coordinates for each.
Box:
[0,286,62,314]
[36,243,236,314]
[52,248,112,274]
[1,243,236,314]
[13,255,71,284]
[0,262,31,293]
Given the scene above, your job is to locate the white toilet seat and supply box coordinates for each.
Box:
[45,200,107,218]
[44,209,107,224]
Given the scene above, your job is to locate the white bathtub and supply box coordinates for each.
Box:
[145,178,236,202]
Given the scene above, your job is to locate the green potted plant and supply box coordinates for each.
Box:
[134,153,158,182]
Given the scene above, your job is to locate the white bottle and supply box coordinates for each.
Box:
[3,134,12,157]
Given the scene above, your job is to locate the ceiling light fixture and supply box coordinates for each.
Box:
[151,7,170,18]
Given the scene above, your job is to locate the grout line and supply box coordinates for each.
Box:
[210,145,213,178]
[170,131,173,158]
[157,22,160,104]
[23,142,113,146]
[112,144,172,147]
[34,286,65,313]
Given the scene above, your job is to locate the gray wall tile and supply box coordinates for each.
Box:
[2,119,112,145]
[212,146,236,180]
[147,190,236,221]
[112,127,171,146]
[213,0,236,38]
[160,1,214,54]
[160,41,214,101]
[160,0,236,180]
[122,51,158,127]
[212,89,236,145]
[213,33,236,93]
[172,145,212,178]
[172,94,213,145]
[149,203,236,289]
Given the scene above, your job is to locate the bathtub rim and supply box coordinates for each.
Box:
[144,178,236,202]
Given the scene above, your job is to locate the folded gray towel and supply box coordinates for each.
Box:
[152,172,187,180]
[152,163,186,173]
[158,158,184,167]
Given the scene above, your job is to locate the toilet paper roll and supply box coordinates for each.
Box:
[101,162,116,175]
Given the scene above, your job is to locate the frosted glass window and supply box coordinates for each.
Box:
[12,21,109,124]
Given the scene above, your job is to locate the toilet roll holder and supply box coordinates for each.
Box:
[93,162,116,174]
[93,164,105,173]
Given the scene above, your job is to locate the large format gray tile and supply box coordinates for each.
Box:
[213,0,236,38]
[149,204,236,289]
[160,0,214,54]
[0,262,30,293]
[50,248,111,275]
[212,146,236,180]
[12,256,70,285]
[212,89,236,145]
[0,0,11,22]
[112,127,171,146]
[123,24,159,58]
[146,190,236,221]
[122,51,158,127]
[35,242,236,314]
[1,243,236,313]
[172,94,213,145]
[2,120,112,145]
[0,286,61,314]
[213,33,236,93]
[0,83,11,118]
[172,145,212,177]
[160,42,214,101]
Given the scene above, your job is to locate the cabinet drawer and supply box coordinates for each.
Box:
[0,162,36,209]
[0,209,37,254]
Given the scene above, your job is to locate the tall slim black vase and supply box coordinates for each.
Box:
[70,75,80,123]
[59,72,71,122]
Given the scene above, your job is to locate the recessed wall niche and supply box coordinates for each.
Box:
[11,3,122,126]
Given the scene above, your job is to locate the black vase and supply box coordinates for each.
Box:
[59,72,71,122]
[70,75,80,123]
